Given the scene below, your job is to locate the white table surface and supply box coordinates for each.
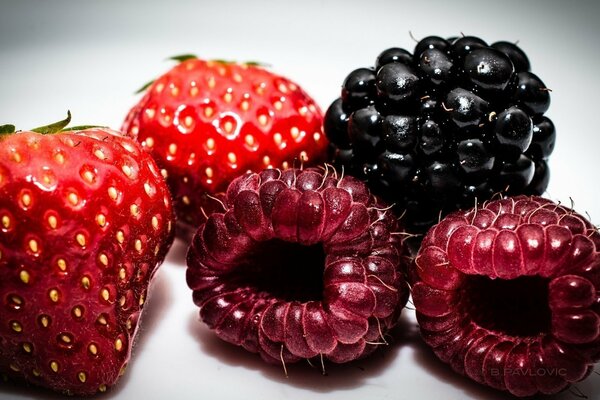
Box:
[1,0,599,398]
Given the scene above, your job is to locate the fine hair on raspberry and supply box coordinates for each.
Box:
[411,195,600,397]
[186,167,409,367]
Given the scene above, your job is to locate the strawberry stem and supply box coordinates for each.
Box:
[32,111,72,134]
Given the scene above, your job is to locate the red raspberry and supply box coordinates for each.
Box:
[186,167,409,366]
[412,195,600,397]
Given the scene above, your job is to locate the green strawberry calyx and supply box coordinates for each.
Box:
[32,110,72,134]
[0,111,106,137]
[168,54,198,63]
[0,124,16,135]
[134,55,270,94]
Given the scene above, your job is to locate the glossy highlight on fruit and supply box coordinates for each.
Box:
[186,167,409,366]
[123,57,327,234]
[325,35,554,232]
[411,196,600,396]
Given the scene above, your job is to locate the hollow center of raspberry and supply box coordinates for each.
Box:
[233,239,326,302]
[460,275,551,337]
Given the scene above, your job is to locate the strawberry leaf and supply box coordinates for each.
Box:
[245,61,271,68]
[210,59,270,68]
[32,111,72,134]
[62,125,107,132]
[169,54,198,63]
[135,53,198,94]
[135,80,155,94]
[0,124,16,135]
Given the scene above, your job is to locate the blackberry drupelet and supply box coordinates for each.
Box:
[325,35,554,232]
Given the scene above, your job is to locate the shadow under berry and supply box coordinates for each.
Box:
[187,312,414,393]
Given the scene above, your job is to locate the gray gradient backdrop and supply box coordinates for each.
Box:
[1,0,599,399]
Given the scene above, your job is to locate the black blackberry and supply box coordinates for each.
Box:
[324,35,554,232]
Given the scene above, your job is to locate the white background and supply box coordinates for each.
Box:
[1,0,599,399]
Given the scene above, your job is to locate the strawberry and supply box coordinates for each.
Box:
[122,56,328,233]
[0,114,174,396]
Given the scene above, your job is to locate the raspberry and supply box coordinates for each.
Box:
[186,168,409,366]
[411,196,600,396]
[324,36,555,232]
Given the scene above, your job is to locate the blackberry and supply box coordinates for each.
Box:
[325,35,554,232]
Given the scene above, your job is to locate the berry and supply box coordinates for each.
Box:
[513,71,551,115]
[414,36,451,59]
[527,116,556,160]
[450,36,487,61]
[426,160,460,192]
[342,68,377,108]
[526,160,550,195]
[464,48,514,91]
[375,47,413,71]
[494,154,535,192]
[420,96,439,117]
[445,88,489,128]
[378,151,416,183]
[456,138,494,176]
[325,35,554,231]
[0,118,174,395]
[419,119,445,155]
[348,106,383,157]
[323,98,350,149]
[382,114,418,152]
[493,106,533,158]
[418,48,455,86]
[186,168,409,365]
[122,57,327,234]
[376,63,420,103]
[411,196,600,397]
[491,41,531,72]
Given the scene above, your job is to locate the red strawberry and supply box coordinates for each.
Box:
[411,195,600,397]
[0,115,174,395]
[186,167,409,366]
[122,56,328,234]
